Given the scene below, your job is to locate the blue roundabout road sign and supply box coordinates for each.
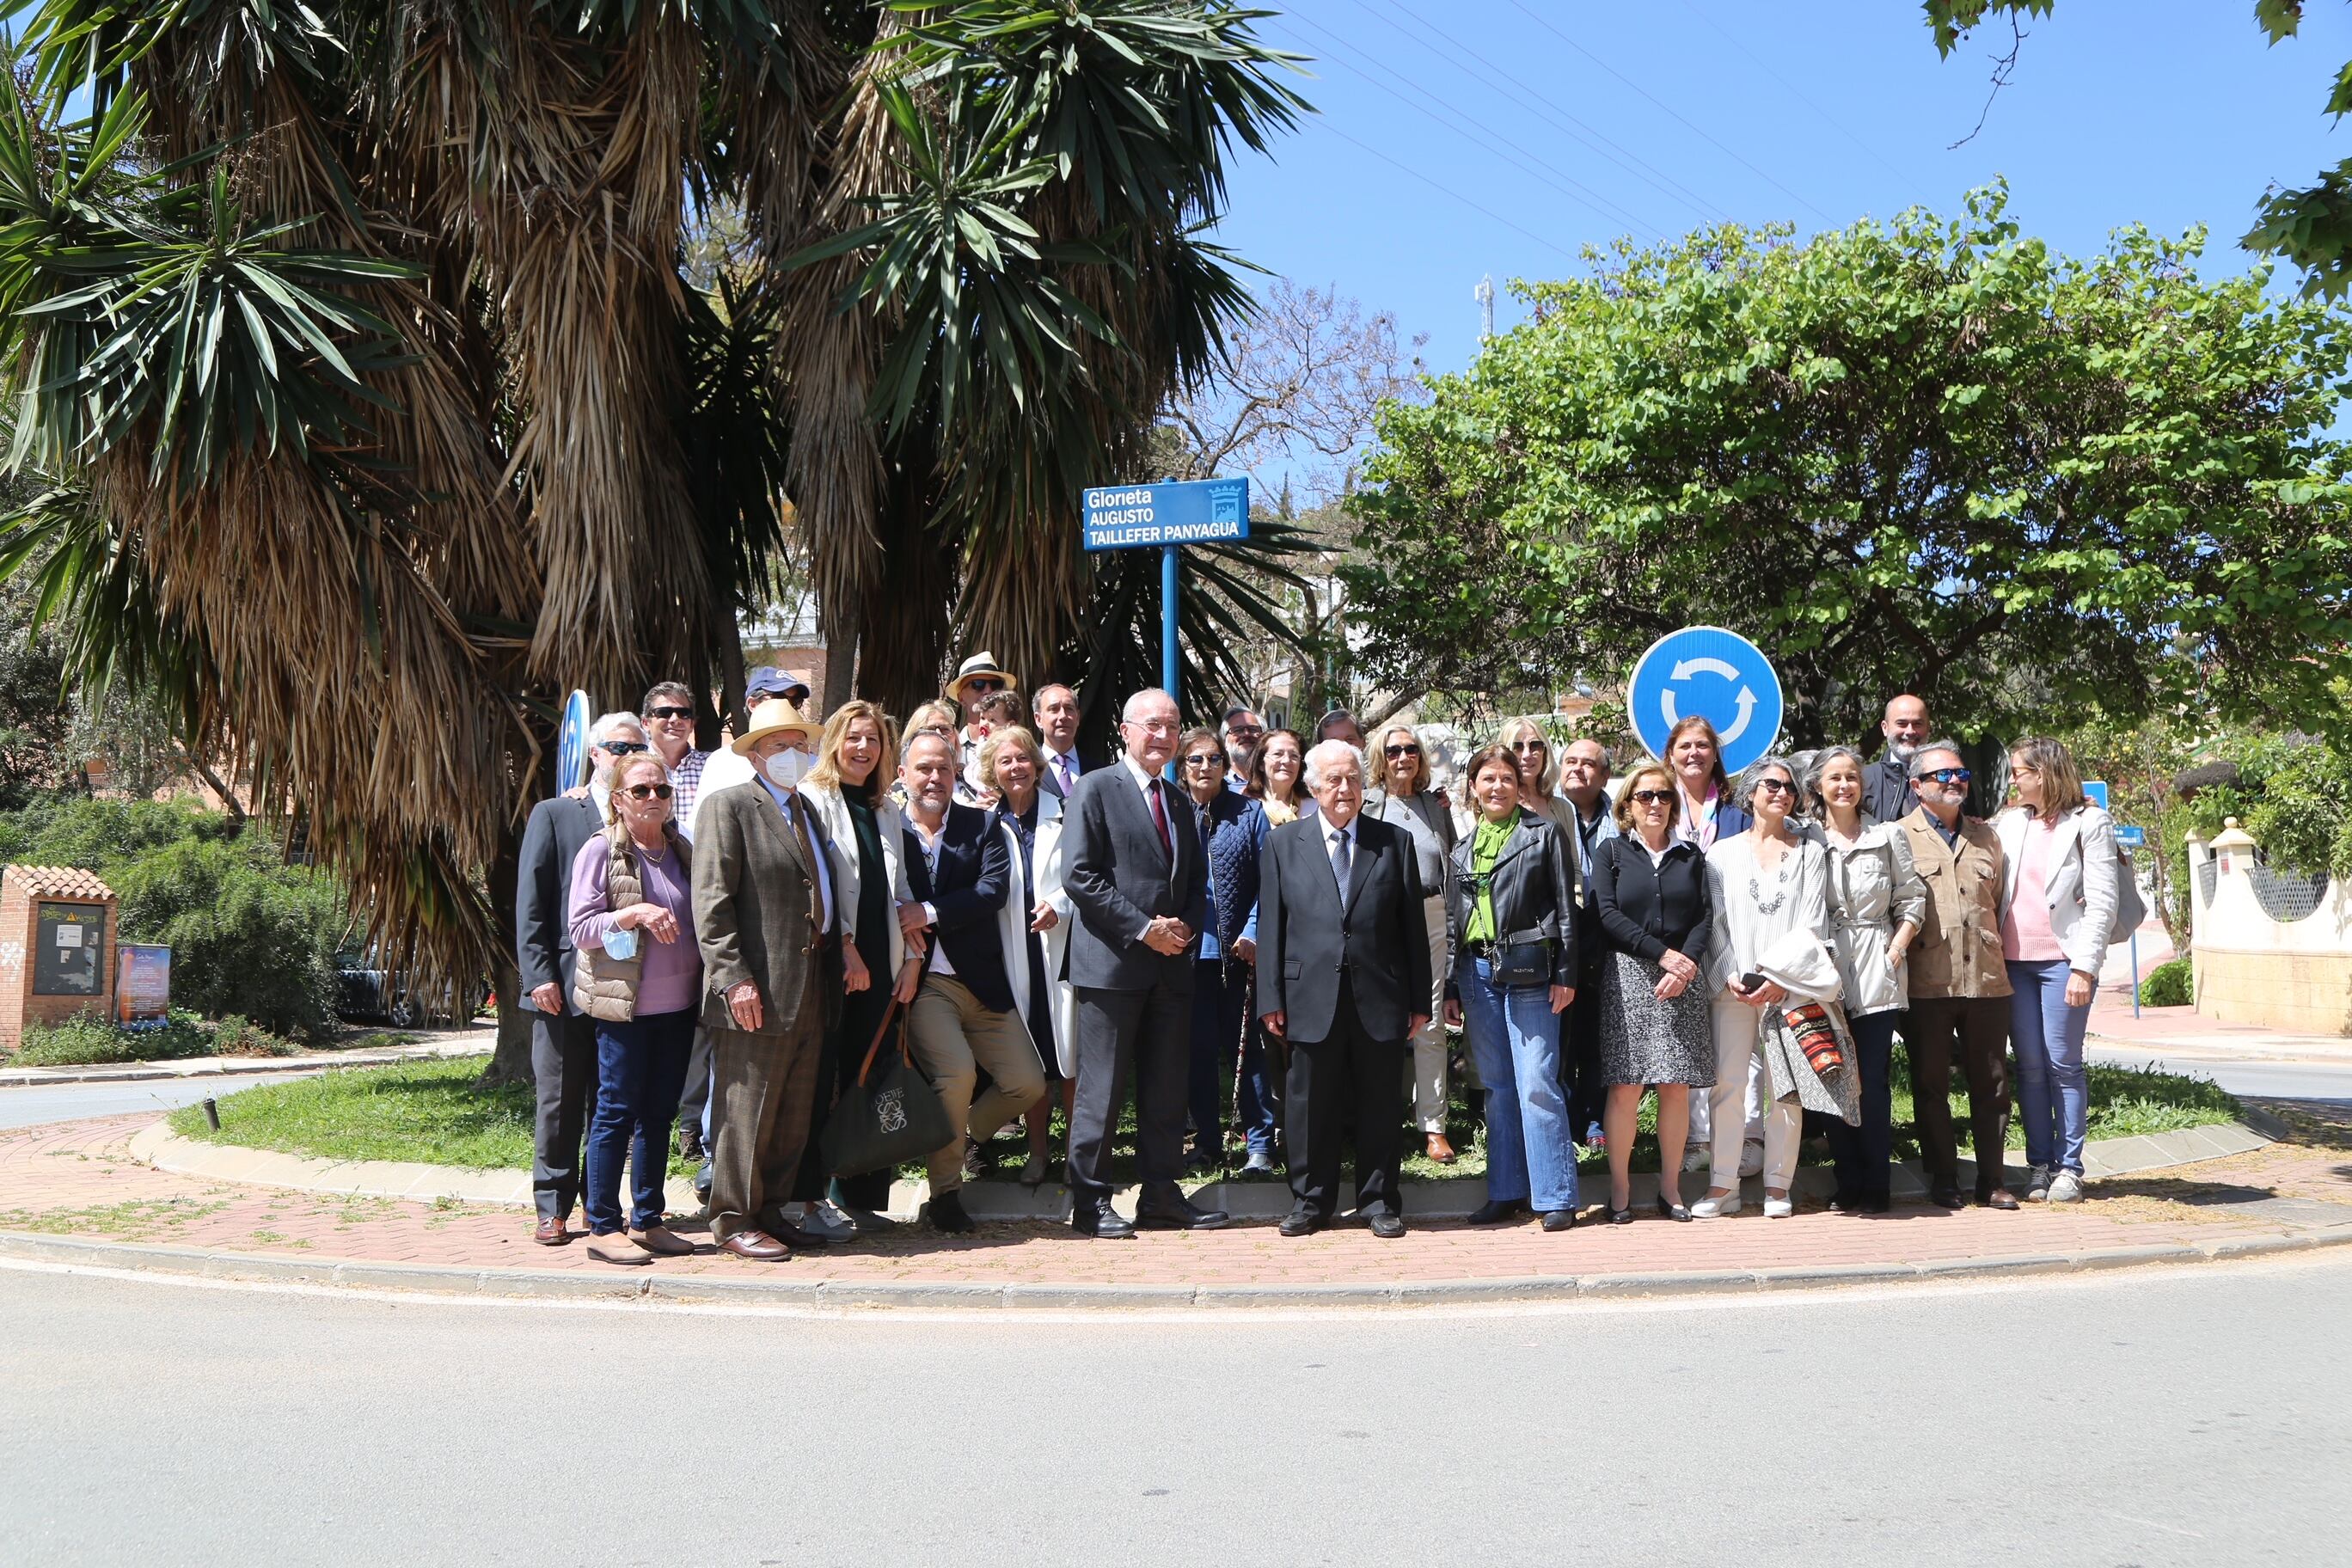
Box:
[554,689,593,793]
[1626,627,1785,778]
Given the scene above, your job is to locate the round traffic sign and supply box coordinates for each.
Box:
[1626,627,1785,777]
[554,689,592,793]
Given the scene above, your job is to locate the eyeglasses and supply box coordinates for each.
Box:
[1384,744,1421,757]
[646,706,694,721]
[1226,725,1262,739]
[622,782,673,800]
[1129,718,1179,733]
[1920,767,1972,786]
[1753,778,1797,796]
[1182,753,1222,767]
[599,740,649,756]
[1630,788,1675,805]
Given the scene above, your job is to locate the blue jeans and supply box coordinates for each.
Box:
[2007,959,2091,1174]
[585,1008,695,1235]
[1459,958,1577,1211]
[1824,1009,1899,1202]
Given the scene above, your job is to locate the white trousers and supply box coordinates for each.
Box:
[1708,995,1799,1189]
[1409,894,1450,1132]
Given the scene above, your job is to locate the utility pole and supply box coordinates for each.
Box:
[1474,273,1495,340]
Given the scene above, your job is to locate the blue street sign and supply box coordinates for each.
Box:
[2114,824,2147,848]
[1081,478,1251,551]
[1627,627,1785,778]
[2084,779,2110,812]
[554,689,592,793]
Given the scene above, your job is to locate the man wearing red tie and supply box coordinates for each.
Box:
[1059,688,1226,1237]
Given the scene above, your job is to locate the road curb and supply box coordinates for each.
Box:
[4,1222,2347,1312]
[0,1038,493,1088]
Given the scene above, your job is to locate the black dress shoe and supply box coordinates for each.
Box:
[1928,1187,1967,1210]
[1863,1194,1893,1215]
[1278,1211,1320,1237]
[927,1190,977,1234]
[1467,1198,1527,1226]
[1654,1194,1692,1222]
[1606,1204,1636,1225]
[1136,1197,1229,1231]
[1071,1204,1135,1239]
[1540,1209,1576,1233]
[1367,1213,1406,1240]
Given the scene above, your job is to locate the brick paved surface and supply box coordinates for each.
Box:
[7,1112,2350,1289]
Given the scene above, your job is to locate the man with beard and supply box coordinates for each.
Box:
[1863,694,1932,825]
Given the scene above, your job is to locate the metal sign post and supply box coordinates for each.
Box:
[1081,478,1252,701]
[2113,822,2147,1016]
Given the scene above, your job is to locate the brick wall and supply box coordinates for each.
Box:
[0,882,118,1054]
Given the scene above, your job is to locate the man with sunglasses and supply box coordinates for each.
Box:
[947,652,1019,793]
[639,681,711,827]
[516,712,649,1246]
[1221,706,1265,793]
[1897,739,2020,1211]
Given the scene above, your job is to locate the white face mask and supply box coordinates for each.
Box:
[764,750,810,788]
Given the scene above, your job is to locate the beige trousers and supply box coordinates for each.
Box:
[1408,893,1451,1131]
[908,971,1047,1195]
[1708,995,1800,1190]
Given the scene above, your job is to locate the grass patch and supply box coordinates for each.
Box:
[0,1197,230,1237]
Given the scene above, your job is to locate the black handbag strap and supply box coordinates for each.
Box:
[852,998,909,1089]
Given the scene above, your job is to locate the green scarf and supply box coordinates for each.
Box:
[1463,815,1516,946]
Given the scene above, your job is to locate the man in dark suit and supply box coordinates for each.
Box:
[515,713,646,1245]
[901,731,1045,1234]
[693,698,846,1261]
[1862,693,1932,825]
[1060,688,1227,1237]
[1032,683,1086,799]
[1258,740,1431,1238]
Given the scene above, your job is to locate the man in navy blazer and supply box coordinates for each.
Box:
[1258,740,1430,1237]
[1059,688,1224,1236]
[900,732,1045,1234]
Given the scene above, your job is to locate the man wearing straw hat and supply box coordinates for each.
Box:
[692,696,840,1261]
[947,651,1018,787]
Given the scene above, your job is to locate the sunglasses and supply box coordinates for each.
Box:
[622,782,673,800]
[1227,726,1263,738]
[1754,778,1798,796]
[1921,767,1972,786]
[1384,744,1421,757]
[1509,740,1547,753]
[1182,753,1222,766]
[646,705,694,721]
[599,740,649,756]
[1630,788,1675,805]
[963,678,1004,695]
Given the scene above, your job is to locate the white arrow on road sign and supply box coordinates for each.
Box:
[1660,682,1759,745]
[1670,656,1740,683]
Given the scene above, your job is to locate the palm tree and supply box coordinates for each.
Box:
[0,3,1306,1072]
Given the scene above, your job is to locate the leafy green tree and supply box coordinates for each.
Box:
[1346,187,2352,750]
[1925,2,2352,296]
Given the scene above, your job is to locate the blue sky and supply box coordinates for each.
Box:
[1212,0,2352,380]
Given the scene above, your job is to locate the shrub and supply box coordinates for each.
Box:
[14,1008,210,1066]
[2140,956,2193,1009]
[0,796,232,871]
[111,838,352,1040]
[211,1014,300,1057]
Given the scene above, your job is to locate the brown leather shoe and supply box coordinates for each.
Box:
[586,1231,653,1265]
[1425,1132,1458,1165]
[630,1225,695,1257]
[1981,1188,2021,1211]
[533,1216,569,1246]
[718,1229,792,1261]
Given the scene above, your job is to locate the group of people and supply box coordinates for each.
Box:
[514,659,2125,1262]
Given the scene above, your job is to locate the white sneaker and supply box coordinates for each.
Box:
[1738,1139,1766,1179]
[1690,1191,1743,1218]
[1761,1195,1793,1219]
[1682,1145,1711,1173]
[787,1201,857,1240]
[2023,1165,2052,1202]
[2046,1170,2085,1204]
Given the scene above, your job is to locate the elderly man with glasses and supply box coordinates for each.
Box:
[1896,738,2018,1211]
[516,712,650,1246]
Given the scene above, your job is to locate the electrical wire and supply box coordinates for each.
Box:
[1501,0,1836,224]
[1673,0,1926,192]
[1272,10,1672,242]
[1358,0,1733,227]
[1308,118,1586,265]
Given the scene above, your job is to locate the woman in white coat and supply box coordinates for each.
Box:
[1994,736,2121,1205]
[980,728,1075,1186]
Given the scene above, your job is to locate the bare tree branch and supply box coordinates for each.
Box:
[1949,17,2026,150]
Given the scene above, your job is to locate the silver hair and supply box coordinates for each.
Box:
[1121,687,1178,723]
[1806,744,1870,814]
[1908,737,1967,778]
[1731,753,1801,813]
[590,711,646,744]
[1301,738,1367,791]
[900,726,957,764]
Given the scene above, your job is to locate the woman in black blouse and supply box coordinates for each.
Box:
[1591,761,1714,1222]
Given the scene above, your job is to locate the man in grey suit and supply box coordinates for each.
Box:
[515,712,646,1245]
[1259,741,1430,1238]
[1032,683,1086,799]
[692,698,847,1261]
[1060,688,1228,1237]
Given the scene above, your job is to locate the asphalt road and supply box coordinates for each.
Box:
[2084,1044,2352,1105]
[0,1075,302,1131]
[2,1253,2345,1566]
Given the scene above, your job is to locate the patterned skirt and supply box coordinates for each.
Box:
[1597,950,1716,1087]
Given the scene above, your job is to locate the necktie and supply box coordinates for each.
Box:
[1148,779,1173,860]
[1057,753,1075,792]
[785,795,824,930]
[1331,828,1352,906]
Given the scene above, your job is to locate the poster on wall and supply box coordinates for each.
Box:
[33,901,105,996]
[116,944,171,1022]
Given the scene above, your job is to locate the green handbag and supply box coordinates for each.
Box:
[820,999,954,1179]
